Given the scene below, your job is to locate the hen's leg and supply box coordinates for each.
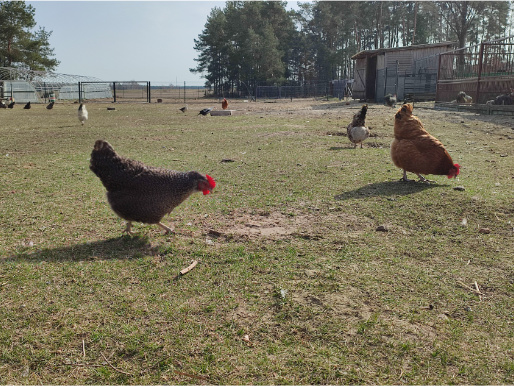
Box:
[123,221,134,235]
[158,222,175,234]
[416,173,435,183]
[401,170,414,182]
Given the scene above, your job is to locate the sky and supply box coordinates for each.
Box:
[26,1,305,86]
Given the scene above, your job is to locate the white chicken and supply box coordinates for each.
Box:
[78,103,88,125]
[347,104,370,148]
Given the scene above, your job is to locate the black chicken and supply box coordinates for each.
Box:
[8,100,15,109]
[198,107,213,116]
[46,101,54,110]
[89,140,216,235]
[24,102,31,109]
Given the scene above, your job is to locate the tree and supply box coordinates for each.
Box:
[192,0,513,93]
[190,7,230,95]
[0,1,59,72]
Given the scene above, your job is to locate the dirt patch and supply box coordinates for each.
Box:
[204,209,374,242]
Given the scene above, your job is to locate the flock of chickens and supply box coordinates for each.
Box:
[2,94,461,235]
[2,98,89,125]
[88,97,459,235]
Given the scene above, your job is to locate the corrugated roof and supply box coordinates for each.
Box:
[351,41,456,60]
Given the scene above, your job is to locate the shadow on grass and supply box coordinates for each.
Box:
[335,180,446,200]
[328,146,349,151]
[3,235,154,263]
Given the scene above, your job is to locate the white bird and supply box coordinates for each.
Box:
[78,103,88,125]
[347,104,370,148]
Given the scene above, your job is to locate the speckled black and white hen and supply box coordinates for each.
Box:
[89,140,216,235]
[347,104,370,148]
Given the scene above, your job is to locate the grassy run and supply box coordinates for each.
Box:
[0,99,513,384]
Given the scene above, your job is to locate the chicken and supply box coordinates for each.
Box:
[89,140,216,235]
[23,102,31,109]
[0,101,6,108]
[391,103,460,182]
[455,91,472,104]
[78,103,88,125]
[488,89,514,105]
[384,94,397,107]
[46,101,54,110]
[221,98,228,110]
[8,99,15,109]
[198,107,213,116]
[347,104,370,148]
[179,105,187,113]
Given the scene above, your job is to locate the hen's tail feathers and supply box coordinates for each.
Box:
[90,140,135,191]
[360,104,368,119]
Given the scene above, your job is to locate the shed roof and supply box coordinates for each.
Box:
[351,41,456,60]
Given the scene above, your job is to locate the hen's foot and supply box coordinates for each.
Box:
[400,170,415,182]
[417,174,436,183]
[158,222,175,235]
[123,222,134,235]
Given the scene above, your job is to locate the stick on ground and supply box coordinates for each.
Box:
[101,352,133,376]
[180,260,198,275]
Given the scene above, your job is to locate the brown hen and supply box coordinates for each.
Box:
[391,104,460,182]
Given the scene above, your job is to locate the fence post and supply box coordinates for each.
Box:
[435,54,443,102]
[113,82,116,103]
[395,60,399,96]
[148,82,151,103]
[476,42,484,104]
[184,81,186,104]
[384,67,388,98]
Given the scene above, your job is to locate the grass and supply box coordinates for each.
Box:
[0,99,513,384]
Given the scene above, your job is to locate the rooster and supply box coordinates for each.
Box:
[221,98,228,110]
[347,104,370,148]
[46,101,54,110]
[23,102,31,109]
[384,94,397,107]
[7,99,15,109]
[78,103,88,125]
[391,104,460,182]
[198,107,213,116]
[89,140,216,235]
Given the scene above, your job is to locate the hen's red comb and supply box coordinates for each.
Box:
[203,174,216,195]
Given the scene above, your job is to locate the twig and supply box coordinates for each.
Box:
[82,339,86,357]
[101,352,133,376]
[180,260,198,275]
[174,370,208,381]
[60,362,103,368]
[474,281,483,301]
[457,280,484,299]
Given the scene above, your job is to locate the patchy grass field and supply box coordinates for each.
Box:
[0,98,513,384]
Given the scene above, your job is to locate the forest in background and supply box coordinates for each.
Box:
[191,1,512,95]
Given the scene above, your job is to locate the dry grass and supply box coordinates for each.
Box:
[0,98,513,384]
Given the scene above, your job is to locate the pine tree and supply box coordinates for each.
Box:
[0,1,59,72]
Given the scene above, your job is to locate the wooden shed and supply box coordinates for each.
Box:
[351,42,455,102]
